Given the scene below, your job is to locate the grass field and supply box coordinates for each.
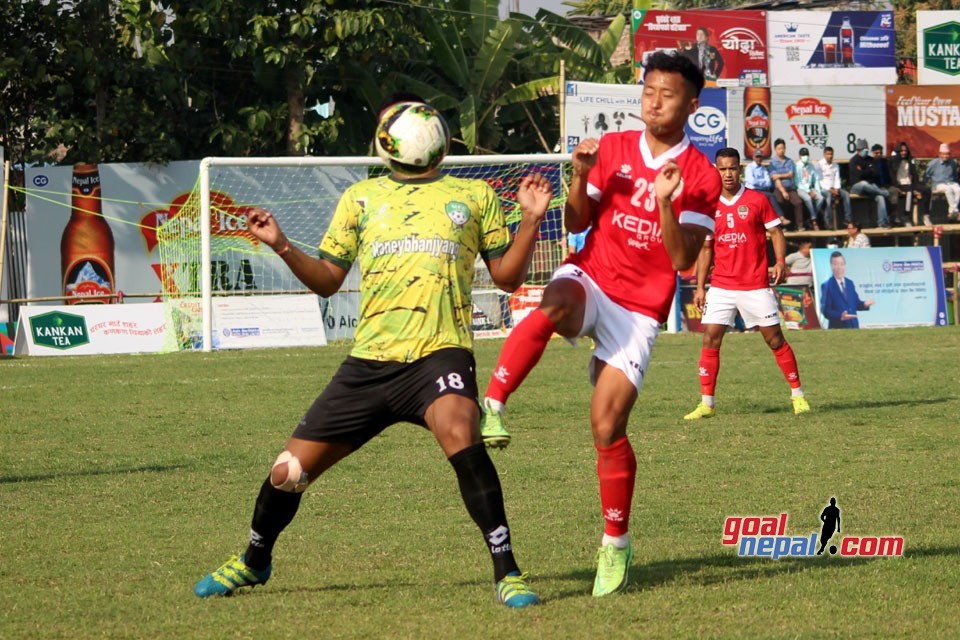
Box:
[2,327,959,639]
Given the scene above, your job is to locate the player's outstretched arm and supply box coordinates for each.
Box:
[654,160,710,270]
[486,173,552,292]
[246,207,348,297]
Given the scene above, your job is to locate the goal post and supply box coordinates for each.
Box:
[159,154,571,352]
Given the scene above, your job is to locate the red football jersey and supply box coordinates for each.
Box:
[708,186,781,291]
[568,130,720,322]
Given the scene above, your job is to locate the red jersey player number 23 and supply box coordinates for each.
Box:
[568,130,721,323]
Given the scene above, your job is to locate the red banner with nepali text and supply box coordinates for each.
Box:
[632,9,768,87]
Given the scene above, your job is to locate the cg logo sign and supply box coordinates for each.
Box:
[33,174,50,187]
[689,106,725,136]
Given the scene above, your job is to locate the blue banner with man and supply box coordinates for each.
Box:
[811,247,948,329]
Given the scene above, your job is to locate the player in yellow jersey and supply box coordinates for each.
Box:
[194,96,552,608]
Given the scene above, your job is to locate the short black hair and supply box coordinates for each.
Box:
[715,147,741,164]
[377,91,426,115]
[847,221,862,232]
[774,138,786,148]
[871,144,883,152]
[824,146,834,153]
[642,50,705,98]
[830,250,845,261]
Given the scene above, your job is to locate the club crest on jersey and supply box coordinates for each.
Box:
[616,164,633,179]
[738,205,749,220]
[446,201,470,226]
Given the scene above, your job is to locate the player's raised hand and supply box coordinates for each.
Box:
[655,159,683,202]
[246,207,286,251]
[517,173,553,225]
[571,138,600,176]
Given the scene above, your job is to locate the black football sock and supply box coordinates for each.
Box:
[243,477,302,571]
[449,443,521,582]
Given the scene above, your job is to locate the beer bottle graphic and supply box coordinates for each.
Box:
[840,17,855,66]
[61,163,116,304]
[743,87,772,158]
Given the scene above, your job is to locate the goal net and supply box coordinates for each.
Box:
[157,155,570,351]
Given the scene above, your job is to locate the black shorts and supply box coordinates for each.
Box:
[292,348,479,449]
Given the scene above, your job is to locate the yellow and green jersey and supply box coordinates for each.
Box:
[318,173,512,362]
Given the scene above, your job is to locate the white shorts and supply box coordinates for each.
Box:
[550,263,659,392]
[701,286,780,328]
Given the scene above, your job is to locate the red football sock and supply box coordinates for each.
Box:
[485,309,556,404]
[773,343,802,389]
[698,347,720,396]
[596,436,636,537]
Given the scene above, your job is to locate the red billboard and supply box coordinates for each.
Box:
[632,9,768,87]
[885,85,960,157]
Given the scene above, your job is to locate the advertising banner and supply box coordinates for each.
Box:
[25,161,201,302]
[164,295,326,351]
[727,86,886,162]
[631,9,768,87]
[14,303,167,356]
[811,247,948,330]
[885,85,960,158]
[564,81,727,158]
[767,11,896,86]
[213,295,327,349]
[917,11,960,85]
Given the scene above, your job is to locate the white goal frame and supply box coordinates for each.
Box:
[195,154,571,352]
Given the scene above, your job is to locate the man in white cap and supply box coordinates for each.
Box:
[923,143,960,221]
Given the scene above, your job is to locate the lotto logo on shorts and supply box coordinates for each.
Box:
[722,498,903,560]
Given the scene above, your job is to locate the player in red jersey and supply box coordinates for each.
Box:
[480,51,721,597]
[683,147,809,421]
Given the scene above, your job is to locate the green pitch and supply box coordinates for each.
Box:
[2,327,959,638]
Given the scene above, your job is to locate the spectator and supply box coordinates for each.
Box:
[871,144,902,225]
[923,143,960,222]
[844,221,870,248]
[744,148,789,226]
[795,147,824,230]
[785,240,814,287]
[816,146,852,228]
[892,142,929,226]
[769,138,805,230]
[849,138,892,228]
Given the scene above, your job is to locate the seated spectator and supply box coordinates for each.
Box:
[871,144,902,225]
[923,143,960,222]
[785,240,813,287]
[844,221,870,248]
[769,138,805,230]
[744,148,789,225]
[816,146,852,227]
[795,147,824,230]
[891,141,929,226]
[849,138,892,228]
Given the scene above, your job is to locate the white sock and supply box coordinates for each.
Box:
[484,397,504,414]
[601,533,630,549]
[791,386,805,398]
[701,395,715,408]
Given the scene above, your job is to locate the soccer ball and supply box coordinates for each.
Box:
[375,102,450,175]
